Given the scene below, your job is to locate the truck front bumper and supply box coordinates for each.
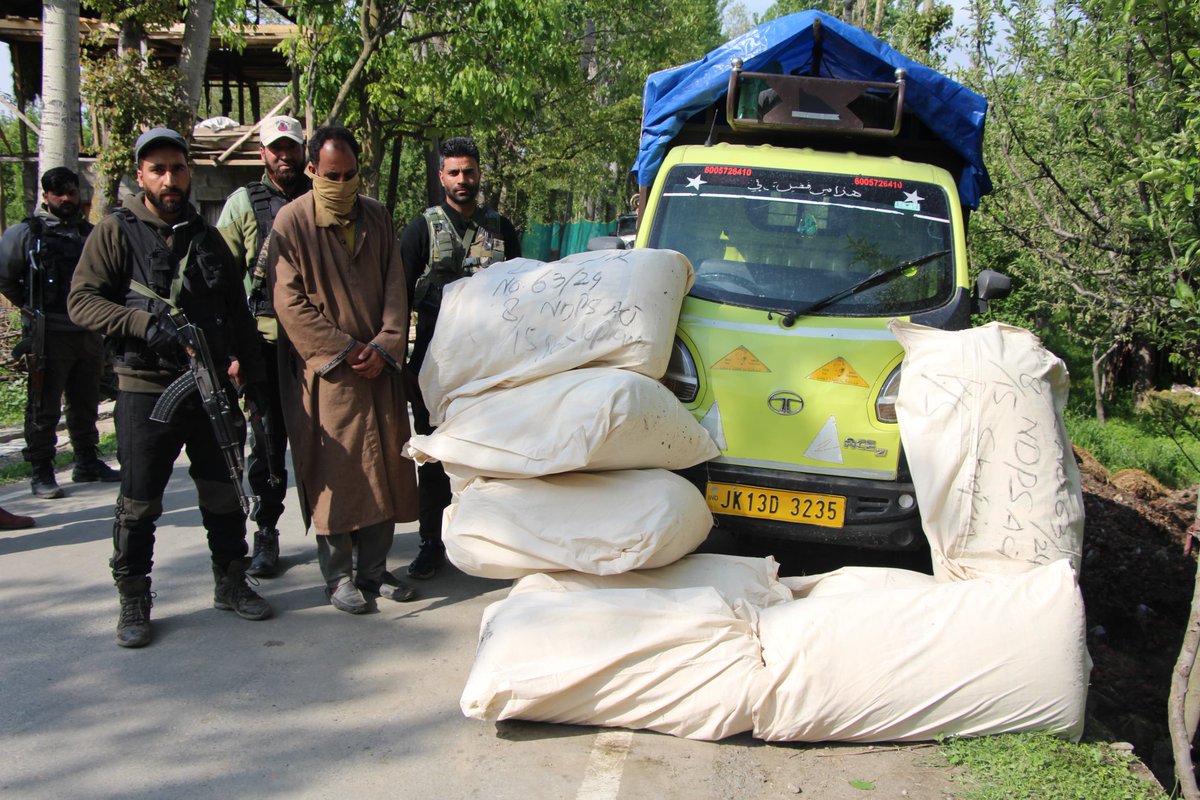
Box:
[678,461,925,550]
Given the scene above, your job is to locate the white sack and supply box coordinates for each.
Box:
[509,553,793,614]
[752,559,1090,743]
[443,470,713,579]
[782,566,936,599]
[889,320,1085,581]
[461,587,764,740]
[421,249,695,425]
[405,368,718,484]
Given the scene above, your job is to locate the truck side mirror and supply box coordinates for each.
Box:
[586,236,628,252]
[972,269,1012,314]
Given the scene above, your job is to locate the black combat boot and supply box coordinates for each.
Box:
[246,528,280,577]
[406,536,445,580]
[116,576,153,648]
[72,453,121,483]
[212,558,273,620]
[30,461,63,499]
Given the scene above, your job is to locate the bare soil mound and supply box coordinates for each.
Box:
[1078,447,1196,785]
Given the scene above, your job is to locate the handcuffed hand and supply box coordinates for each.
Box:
[349,341,385,380]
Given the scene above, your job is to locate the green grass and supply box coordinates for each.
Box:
[1065,408,1200,489]
[0,431,118,486]
[941,734,1167,800]
[1025,325,1200,490]
[0,376,27,427]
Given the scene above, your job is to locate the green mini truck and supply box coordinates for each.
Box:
[616,12,1009,549]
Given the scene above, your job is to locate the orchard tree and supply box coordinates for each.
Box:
[961,0,1200,418]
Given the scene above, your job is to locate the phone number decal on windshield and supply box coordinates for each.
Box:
[704,166,753,176]
[854,176,905,189]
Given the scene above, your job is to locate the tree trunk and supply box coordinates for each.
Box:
[357,84,384,198]
[179,0,217,124]
[1170,554,1200,800]
[1092,342,1108,423]
[322,0,388,126]
[118,18,146,57]
[872,0,886,36]
[385,135,403,213]
[39,0,81,177]
[424,135,442,208]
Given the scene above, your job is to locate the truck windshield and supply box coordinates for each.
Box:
[646,165,956,317]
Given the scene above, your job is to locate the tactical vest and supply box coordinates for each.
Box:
[111,208,234,374]
[25,215,92,315]
[245,181,291,318]
[412,206,506,314]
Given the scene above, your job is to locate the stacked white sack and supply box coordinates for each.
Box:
[442,470,713,579]
[782,565,937,598]
[889,320,1085,582]
[508,553,795,618]
[752,559,1091,743]
[420,249,695,426]
[406,367,718,489]
[460,587,764,740]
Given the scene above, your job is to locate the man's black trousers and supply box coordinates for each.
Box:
[110,389,247,580]
[23,330,103,463]
[247,339,288,531]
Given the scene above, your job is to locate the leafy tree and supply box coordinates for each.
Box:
[284,0,725,224]
[960,0,1200,420]
[80,0,257,216]
[759,0,954,62]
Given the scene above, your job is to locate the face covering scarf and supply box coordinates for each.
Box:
[311,172,360,227]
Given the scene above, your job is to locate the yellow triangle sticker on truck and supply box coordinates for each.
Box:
[712,346,770,372]
[808,357,869,387]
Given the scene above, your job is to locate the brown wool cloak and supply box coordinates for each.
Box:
[270,192,417,534]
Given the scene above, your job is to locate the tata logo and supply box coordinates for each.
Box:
[767,391,805,416]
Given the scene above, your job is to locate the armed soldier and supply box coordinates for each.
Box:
[68,128,272,648]
[0,167,120,499]
[216,115,310,578]
[399,136,521,580]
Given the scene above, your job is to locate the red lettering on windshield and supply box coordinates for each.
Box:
[703,166,753,176]
[853,176,905,189]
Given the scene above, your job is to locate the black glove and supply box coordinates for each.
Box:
[145,314,186,358]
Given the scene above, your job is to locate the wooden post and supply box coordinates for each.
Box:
[249,83,261,124]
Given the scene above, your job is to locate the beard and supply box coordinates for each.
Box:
[445,184,477,204]
[47,200,78,219]
[270,163,305,193]
[145,184,191,216]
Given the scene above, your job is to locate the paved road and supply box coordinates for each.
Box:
[0,455,961,800]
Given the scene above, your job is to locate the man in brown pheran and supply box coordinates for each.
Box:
[269,125,418,614]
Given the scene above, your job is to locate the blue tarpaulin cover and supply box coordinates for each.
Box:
[634,10,991,208]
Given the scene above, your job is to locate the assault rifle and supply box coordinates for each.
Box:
[138,284,253,516]
[20,239,47,412]
[246,398,282,488]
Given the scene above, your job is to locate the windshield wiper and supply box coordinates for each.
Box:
[772,249,951,327]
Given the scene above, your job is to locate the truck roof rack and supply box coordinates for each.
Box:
[725,61,907,138]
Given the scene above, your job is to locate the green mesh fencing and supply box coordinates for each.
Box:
[521,219,617,261]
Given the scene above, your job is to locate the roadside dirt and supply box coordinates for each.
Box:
[1074,446,1199,787]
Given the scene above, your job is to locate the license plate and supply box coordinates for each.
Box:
[705,482,846,528]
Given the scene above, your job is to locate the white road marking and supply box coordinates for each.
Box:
[575,729,634,800]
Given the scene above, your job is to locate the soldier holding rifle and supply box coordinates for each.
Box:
[0,167,118,500]
[68,128,272,648]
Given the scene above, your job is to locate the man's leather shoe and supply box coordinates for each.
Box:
[0,506,35,530]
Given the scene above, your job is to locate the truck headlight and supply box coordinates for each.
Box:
[662,337,699,403]
[875,365,901,423]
